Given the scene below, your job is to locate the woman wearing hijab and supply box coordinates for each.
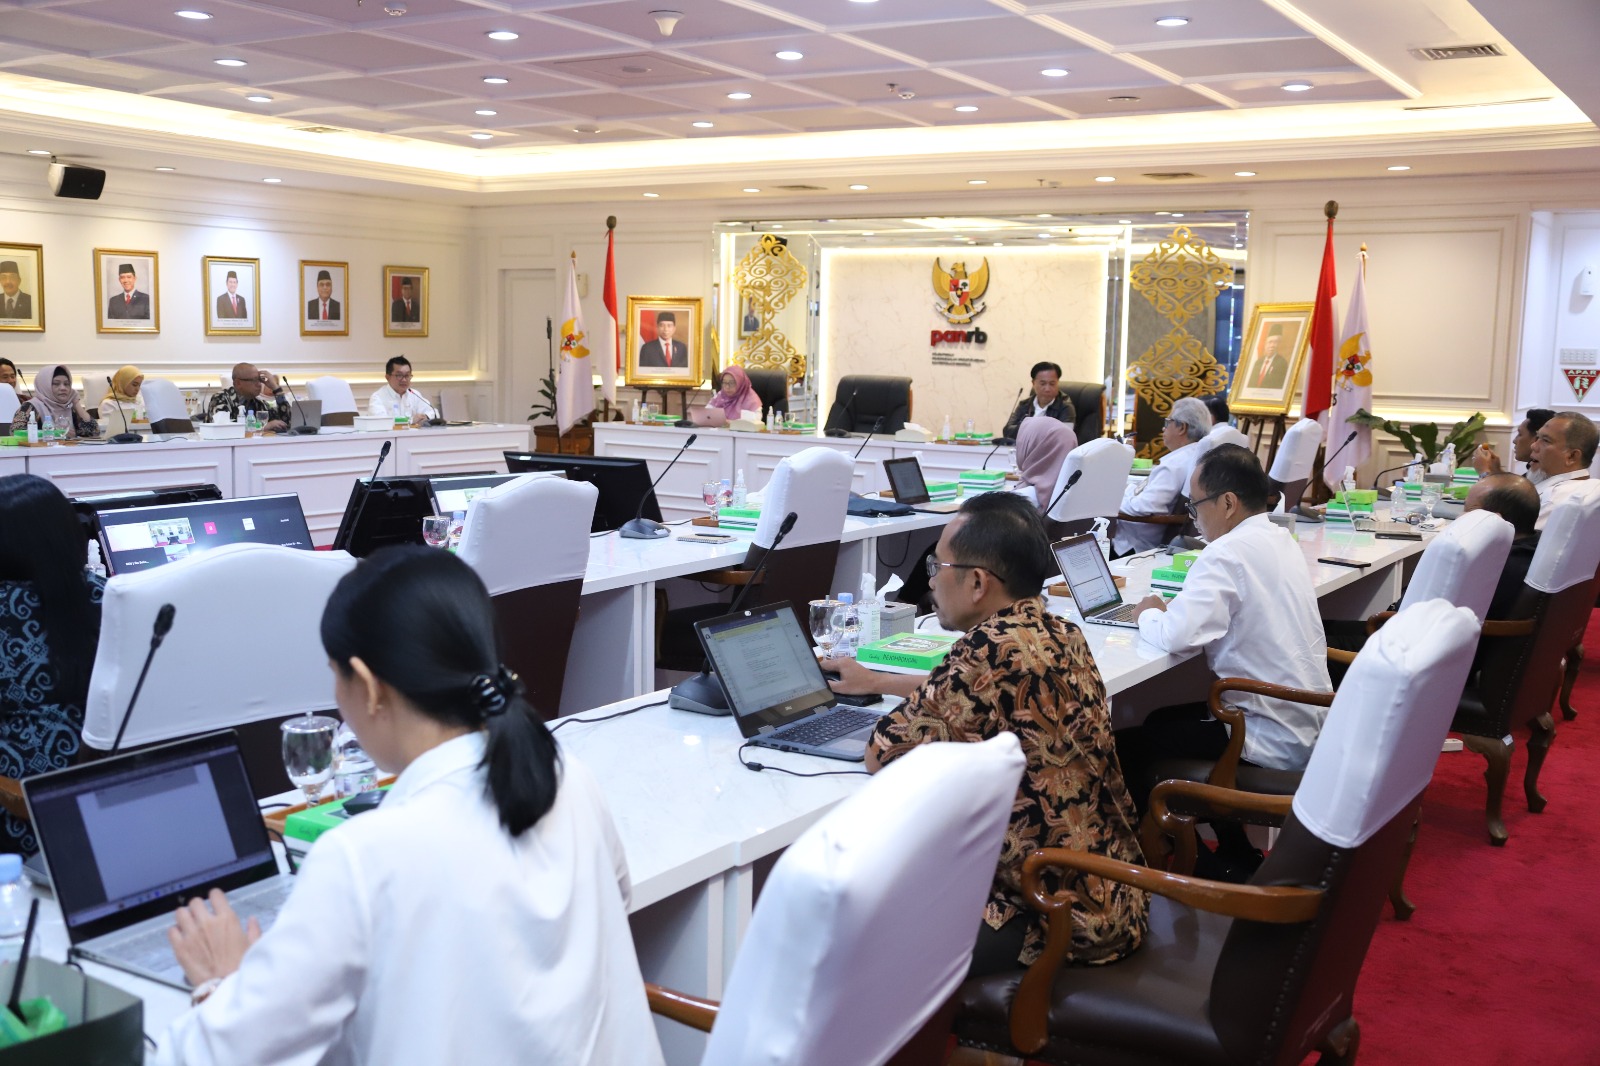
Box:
[1013,416,1077,511]
[10,365,98,439]
[0,359,28,401]
[98,365,147,432]
[706,365,762,421]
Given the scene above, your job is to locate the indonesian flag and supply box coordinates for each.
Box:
[1303,213,1338,424]
[601,225,619,406]
[1326,249,1374,490]
[556,255,592,434]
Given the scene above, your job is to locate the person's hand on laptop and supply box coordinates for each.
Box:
[1133,593,1167,618]
[169,887,262,989]
[821,655,924,699]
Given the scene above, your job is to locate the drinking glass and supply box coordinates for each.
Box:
[421,515,452,548]
[1418,483,1444,527]
[809,600,840,657]
[281,715,339,807]
[701,481,721,521]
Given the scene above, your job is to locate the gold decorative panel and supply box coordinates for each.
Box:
[735,234,810,384]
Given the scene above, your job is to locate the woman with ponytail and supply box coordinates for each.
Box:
[157,546,663,1066]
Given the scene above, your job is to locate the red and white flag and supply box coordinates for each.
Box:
[600,223,619,406]
[1303,210,1338,427]
[1326,249,1374,490]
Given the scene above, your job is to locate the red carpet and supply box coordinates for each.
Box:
[1351,608,1600,1065]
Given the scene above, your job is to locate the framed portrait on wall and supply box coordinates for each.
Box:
[300,260,349,337]
[1229,302,1313,415]
[203,256,260,336]
[383,265,428,337]
[0,244,44,332]
[94,249,159,334]
[625,295,703,386]
[737,292,760,338]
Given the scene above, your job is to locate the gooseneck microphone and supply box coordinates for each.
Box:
[340,441,395,555]
[619,432,697,539]
[1042,469,1084,520]
[110,603,176,753]
[824,388,861,437]
[1323,429,1359,470]
[851,416,884,461]
[371,439,392,481]
[280,376,319,435]
[669,511,800,716]
[103,375,143,445]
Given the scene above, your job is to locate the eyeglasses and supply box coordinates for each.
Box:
[1183,492,1223,520]
[925,557,1004,584]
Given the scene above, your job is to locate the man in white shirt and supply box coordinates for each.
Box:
[1473,407,1554,484]
[1117,444,1332,830]
[1112,395,1212,555]
[1528,411,1596,530]
[368,356,437,424]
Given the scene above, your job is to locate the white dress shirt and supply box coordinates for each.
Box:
[1137,512,1332,770]
[1113,439,1203,555]
[367,382,437,421]
[157,733,663,1066]
[1535,469,1592,530]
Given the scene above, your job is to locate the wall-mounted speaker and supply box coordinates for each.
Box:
[48,162,106,200]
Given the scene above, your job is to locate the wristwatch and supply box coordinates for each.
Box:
[190,977,223,1006]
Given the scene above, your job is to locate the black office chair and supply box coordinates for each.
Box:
[1060,382,1106,442]
[823,375,911,435]
[746,368,789,422]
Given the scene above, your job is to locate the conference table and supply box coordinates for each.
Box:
[25,510,1434,1064]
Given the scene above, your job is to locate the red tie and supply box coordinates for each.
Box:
[321,302,327,321]
[231,296,238,313]
[124,294,131,305]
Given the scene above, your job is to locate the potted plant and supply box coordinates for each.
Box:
[1345,409,1487,466]
[528,366,596,454]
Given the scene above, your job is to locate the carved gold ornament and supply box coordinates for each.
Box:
[735,234,810,384]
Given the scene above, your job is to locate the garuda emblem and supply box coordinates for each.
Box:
[932,258,989,325]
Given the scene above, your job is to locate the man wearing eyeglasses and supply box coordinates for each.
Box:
[1112,396,1212,556]
[824,493,1147,978]
[204,362,290,432]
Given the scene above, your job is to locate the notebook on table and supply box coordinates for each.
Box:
[1052,534,1143,628]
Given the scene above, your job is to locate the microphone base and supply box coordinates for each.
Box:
[108,433,143,445]
[289,426,320,435]
[668,672,732,716]
[673,419,696,428]
[617,518,670,540]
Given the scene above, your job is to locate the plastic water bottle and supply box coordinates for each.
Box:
[40,412,54,441]
[333,725,378,798]
[447,510,467,551]
[941,415,953,441]
[86,540,106,579]
[1091,517,1112,561]
[857,573,880,649]
[1340,465,1356,504]
[732,469,748,508]
[0,855,29,939]
[832,593,859,657]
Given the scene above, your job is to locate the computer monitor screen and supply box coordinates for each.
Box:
[503,453,660,533]
[97,494,313,575]
[694,604,835,730]
[881,457,932,504]
[430,473,518,515]
[330,476,431,557]
[73,484,225,548]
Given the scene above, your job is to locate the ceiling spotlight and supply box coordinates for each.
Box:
[691,120,714,128]
[246,94,272,103]
[650,10,683,36]
[954,105,979,112]
[475,109,497,116]
[643,192,660,197]
[26,149,50,156]
[1108,95,1140,102]
[742,187,761,193]
[383,1,406,14]
[483,76,509,85]
[486,30,519,41]
[155,166,177,172]
[1040,68,1069,77]
[727,91,752,100]
[469,132,494,139]
[262,177,281,183]
[175,9,213,19]
[214,58,247,67]
[848,184,869,190]
[1234,170,1257,176]
[1154,16,1189,27]
[775,50,804,61]
[1387,164,1412,171]
[1094,175,1115,183]
[967,179,987,185]
[1281,81,1313,92]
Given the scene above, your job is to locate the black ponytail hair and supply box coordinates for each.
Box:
[320,545,560,836]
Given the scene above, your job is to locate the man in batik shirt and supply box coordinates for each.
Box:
[205,362,290,432]
[827,493,1147,974]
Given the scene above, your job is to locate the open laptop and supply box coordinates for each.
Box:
[881,456,963,513]
[285,397,323,432]
[1052,533,1142,628]
[97,494,314,575]
[694,604,888,761]
[689,406,727,428]
[23,731,296,990]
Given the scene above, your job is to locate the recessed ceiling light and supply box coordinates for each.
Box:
[572,125,599,133]
[967,179,987,185]
[1155,210,1171,215]
[483,76,509,85]
[1281,81,1313,92]
[1154,15,1189,27]
[967,240,977,245]
[1040,68,1069,77]
[214,58,246,67]
[486,30,519,41]
[743,187,761,193]
[1108,95,1140,102]
[469,132,494,140]
[1117,219,1133,224]
[175,9,212,19]
[262,177,281,183]
[245,94,272,103]
[775,50,804,61]
[643,192,659,197]
[1094,175,1116,183]
[727,91,752,100]
[26,149,50,156]
[1170,212,1185,217]
[475,109,498,116]
[771,224,783,229]
[1234,170,1257,177]
[691,120,714,128]
[848,0,879,4]
[155,166,176,172]
[1037,213,1053,218]
[848,184,869,190]
[1387,164,1411,171]
[1037,233,1052,238]
[992,242,1003,247]
[862,232,874,236]
[954,105,979,113]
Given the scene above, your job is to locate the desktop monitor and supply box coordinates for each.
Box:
[72,484,225,548]
[97,494,314,575]
[503,453,660,534]
[429,473,518,515]
[330,476,432,557]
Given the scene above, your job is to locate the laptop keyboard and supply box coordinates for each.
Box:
[1094,603,1139,622]
[773,708,881,747]
[99,881,293,976]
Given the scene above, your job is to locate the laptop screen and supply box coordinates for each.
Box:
[430,473,517,515]
[695,605,836,731]
[1054,534,1123,615]
[98,494,313,574]
[25,732,276,943]
[882,457,931,504]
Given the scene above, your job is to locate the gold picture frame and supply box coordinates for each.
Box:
[1228,302,1314,415]
[0,243,44,332]
[625,295,703,386]
[300,259,349,337]
[203,256,261,336]
[94,249,159,334]
[383,265,428,338]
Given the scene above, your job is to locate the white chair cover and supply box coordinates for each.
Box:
[306,376,358,415]
[1268,417,1323,482]
[84,544,357,750]
[438,387,470,422]
[1201,423,1250,454]
[1293,599,1479,849]
[754,446,851,550]
[702,733,1026,1066]
[1046,438,1134,523]
[1396,509,1513,623]
[1526,481,1600,594]
[457,475,596,597]
[141,378,190,425]
[0,384,17,424]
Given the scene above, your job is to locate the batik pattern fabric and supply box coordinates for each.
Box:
[868,596,1148,966]
[204,386,289,426]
